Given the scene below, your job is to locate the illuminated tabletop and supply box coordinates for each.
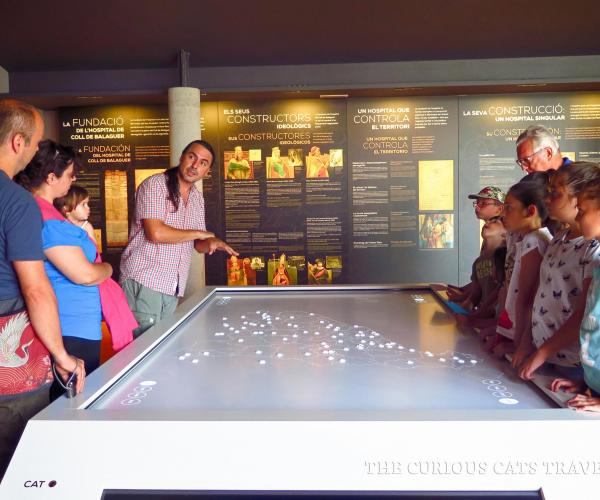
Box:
[2,285,598,500]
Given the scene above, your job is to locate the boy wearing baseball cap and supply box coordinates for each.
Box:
[447,186,505,306]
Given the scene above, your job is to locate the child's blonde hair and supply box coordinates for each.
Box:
[54,184,89,217]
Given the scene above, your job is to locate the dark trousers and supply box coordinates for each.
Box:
[50,336,101,401]
[0,384,50,481]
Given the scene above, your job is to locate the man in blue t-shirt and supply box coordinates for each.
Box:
[0,99,86,478]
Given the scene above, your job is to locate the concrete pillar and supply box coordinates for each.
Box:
[0,66,8,93]
[39,109,59,142]
[168,87,205,299]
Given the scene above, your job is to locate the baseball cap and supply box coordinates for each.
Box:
[467,186,505,203]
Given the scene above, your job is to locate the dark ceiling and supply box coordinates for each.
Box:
[2,0,600,73]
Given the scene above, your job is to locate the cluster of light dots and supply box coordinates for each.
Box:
[177,309,482,371]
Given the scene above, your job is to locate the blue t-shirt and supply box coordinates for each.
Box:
[580,265,600,393]
[0,171,44,302]
[42,219,102,341]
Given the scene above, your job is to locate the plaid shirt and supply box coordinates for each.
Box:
[119,173,205,297]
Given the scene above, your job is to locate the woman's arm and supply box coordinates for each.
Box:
[45,246,112,286]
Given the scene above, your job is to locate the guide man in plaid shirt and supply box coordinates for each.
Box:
[120,140,237,336]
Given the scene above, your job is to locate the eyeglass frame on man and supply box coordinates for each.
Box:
[515,147,549,170]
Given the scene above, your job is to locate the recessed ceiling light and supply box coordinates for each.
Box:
[319,94,348,98]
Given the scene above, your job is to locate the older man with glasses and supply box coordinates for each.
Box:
[515,125,572,174]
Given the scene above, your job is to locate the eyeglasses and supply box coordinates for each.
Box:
[516,147,547,169]
[472,200,499,208]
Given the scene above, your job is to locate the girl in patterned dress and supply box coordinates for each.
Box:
[552,169,600,411]
[515,163,600,380]
[495,174,552,357]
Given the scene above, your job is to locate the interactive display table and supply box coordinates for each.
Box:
[2,285,599,500]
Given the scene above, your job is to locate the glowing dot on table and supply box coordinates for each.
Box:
[185,352,191,357]
[303,330,309,334]
[272,332,277,335]
[387,345,393,349]
[283,337,288,342]
[339,359,346,364]
[276,353,284,358]
[215,332,224,337]
[315,332,320,336]
[458,359,465,364]
[398,345,404,349]
[293,324,298,328]
[378,344,385,348]
[426,352,433,357]
[453,356,459,360]
[203,351,210,356]
[238,339,244,343]
[292,334,298,338]
[305,352,311,356]
[229,327,235,331]
[343,347,350,351]
[192,359,199,364]
[260,324,265,328]
[310,313,315,316]
[234,330,240,334]
[290,316,295,319]
[256,310,261,314]
[320,320,325,324]
[409,348,415,353]
[357,345,364,350]
[499,398,519,405]
[369,341,375,346]
[328,356,335,361]
[439,358,446,362]
[338,332,343,336]
[222,317,228,321]
[338,340,344,344]
[178,356,186,360]
[241,327,246,330]
[470,360,478,364]
[354,325,359,328]
[407,360,414,365]
[139,381,157,386]
[223,323,229,328]
[256,350,262,355]
[287,323,292,327]
[332,335,337,339]
[259,360,266,365]
[241,315,246,319]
